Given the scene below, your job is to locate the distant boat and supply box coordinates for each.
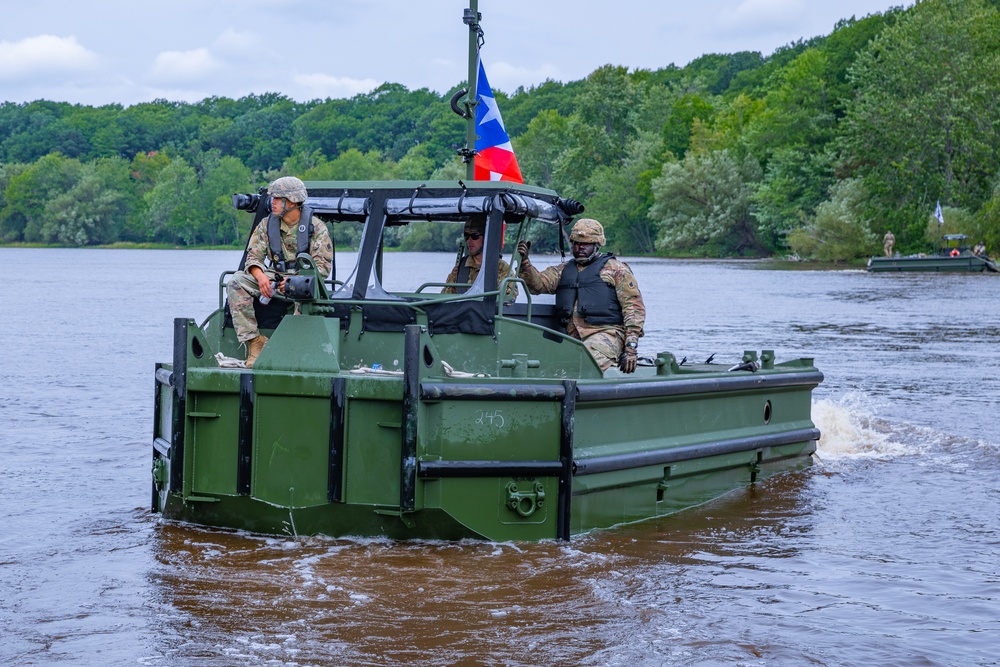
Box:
[867,234,999,273]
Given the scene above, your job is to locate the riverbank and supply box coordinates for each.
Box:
[0,242,867,268]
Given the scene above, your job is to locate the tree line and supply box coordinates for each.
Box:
[3,0,1000,260]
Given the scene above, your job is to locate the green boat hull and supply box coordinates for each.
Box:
[153,310,820,541]
[867,255,998,272]
[151,181,822,541]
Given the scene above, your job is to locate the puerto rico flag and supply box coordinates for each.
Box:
[474,59,523,183]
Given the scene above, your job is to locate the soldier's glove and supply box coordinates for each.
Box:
[516,241,531,266]
[619,345,638,374]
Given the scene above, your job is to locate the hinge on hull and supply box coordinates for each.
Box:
[184,495,221,503]
[750,451,763,483]
[374,508,417,528]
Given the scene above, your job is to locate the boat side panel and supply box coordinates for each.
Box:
[417,398,564,540]
[568,381,817,533]
[573,385,815,461]
[189,391,241,496]
[252,394,332,508]
[344,398,402,506]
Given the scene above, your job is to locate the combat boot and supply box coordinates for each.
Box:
[245,335,269,368]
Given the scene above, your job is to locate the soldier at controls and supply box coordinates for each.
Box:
[227,176,333,368]
[516,218,645,373]
[442,219,518,302]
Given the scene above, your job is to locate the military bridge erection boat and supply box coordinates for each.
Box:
[867,234,999,273]
[151,180,823,541]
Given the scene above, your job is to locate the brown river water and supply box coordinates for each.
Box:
[1,248,998,666]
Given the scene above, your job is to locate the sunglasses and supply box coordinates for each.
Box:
[463,232,482,240]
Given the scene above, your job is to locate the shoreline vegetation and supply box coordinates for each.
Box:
[0,242,868,269]
[2,2,998,261]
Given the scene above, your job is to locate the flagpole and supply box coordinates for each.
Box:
[463,0,481,180]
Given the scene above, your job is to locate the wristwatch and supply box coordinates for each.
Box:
[625,340,638,350]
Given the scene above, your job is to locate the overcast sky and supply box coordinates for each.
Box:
[0,0,911,107]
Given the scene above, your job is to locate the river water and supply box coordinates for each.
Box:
[1,248,997,666]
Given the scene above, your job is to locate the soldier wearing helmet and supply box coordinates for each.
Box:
[442,219,518,302]
[517,218,645,373]
[226,176,333,368]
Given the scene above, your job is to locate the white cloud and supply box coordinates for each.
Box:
[292,72,381,100]
[483,61,562,93]
[0,35,100,82]
[213,29,260,57]
[724,0,807,34]
[146,48,222,85]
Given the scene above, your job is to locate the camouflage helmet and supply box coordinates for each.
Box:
[463,219,485,234]
[267,176,308,203]
[569,218,605,246]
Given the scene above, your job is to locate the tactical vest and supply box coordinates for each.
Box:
[555,254,624,327]
[267,206,314,272]
[455,256,473,293]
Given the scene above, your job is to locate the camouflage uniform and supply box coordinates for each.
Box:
[883,231,895,257]
[519,255,645,371]
[442,256,519,301]
[227,217,333,343]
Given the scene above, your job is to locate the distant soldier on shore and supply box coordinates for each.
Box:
[883,230,896,257]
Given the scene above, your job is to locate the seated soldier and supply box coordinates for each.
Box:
[442,220,518,302]
[517,218,645,373]
[227,176,333,367]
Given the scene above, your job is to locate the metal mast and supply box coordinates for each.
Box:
[455,1,483,180]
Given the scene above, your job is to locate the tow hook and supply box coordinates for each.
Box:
[506,481,545,517]
[151,458,167,489]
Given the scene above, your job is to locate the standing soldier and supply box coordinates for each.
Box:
[517,218,645,373]
[227,176,333,367]
[883,230,895,257]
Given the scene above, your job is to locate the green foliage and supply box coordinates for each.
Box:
[787,178,876,261]
[199,153,253,246]
[513,110,571,188]
[293,84,460,166]
[392,144,435,181]
[429,159,467,181]
[0,161,29,241]
[923,205,974,246]
[300,148,395,181]
[1,0,998,261]
[501,80,583,139]
[840,0,1000,237]
[820,10,903,116]
[200,94,304,173]
[649,149,764,256]
[744,48,836,162]
[974,179,1000,252]
[752,147,836,251]
[39,164,128,245]
[584,131,664,254]
[143,156,198,244]
[661,94,714,159]
[541,65,644,200]
[683,52,766,95]
[1,152,84,242]
[396,221,462,252]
